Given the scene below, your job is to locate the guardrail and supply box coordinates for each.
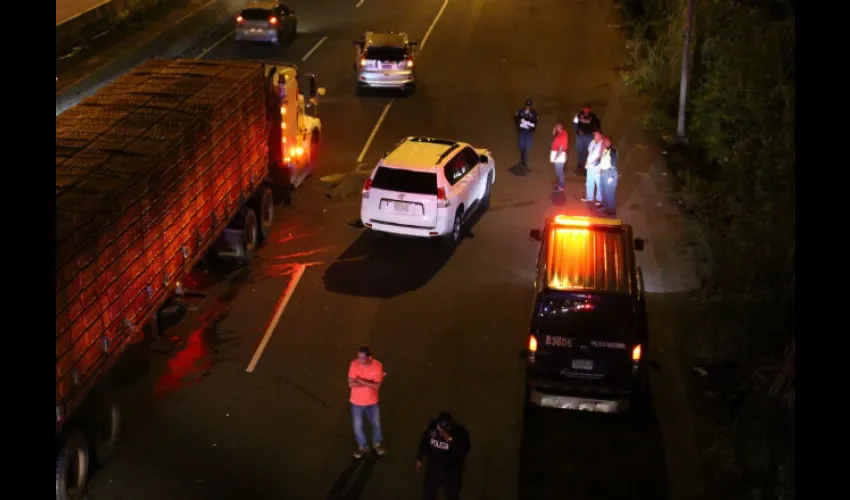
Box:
[57,0,164,56]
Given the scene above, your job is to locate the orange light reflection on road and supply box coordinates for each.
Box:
[154,327,212,398]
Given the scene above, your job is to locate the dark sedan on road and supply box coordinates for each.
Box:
[236,2,297,46]
[525,215,649,414]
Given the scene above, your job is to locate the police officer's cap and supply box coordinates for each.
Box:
[524,99,533,107]
[437,411,454,427]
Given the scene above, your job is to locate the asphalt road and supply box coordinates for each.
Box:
[82,0,705,499]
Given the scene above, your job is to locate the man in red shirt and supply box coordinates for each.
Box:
[348,345,386,458]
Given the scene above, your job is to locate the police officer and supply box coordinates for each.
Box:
[572,104,602,175]
[416,411,471,500]
[514,99,538,166]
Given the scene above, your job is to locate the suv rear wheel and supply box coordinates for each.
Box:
[442,209,464,249]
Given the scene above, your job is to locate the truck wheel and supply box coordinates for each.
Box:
[251,186,275,242]
[93,399,121,464]
[242,208,259,254]
[56,429,89,500]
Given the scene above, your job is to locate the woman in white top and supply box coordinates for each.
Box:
[598,136,619,215]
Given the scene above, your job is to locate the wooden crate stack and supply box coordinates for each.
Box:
[56,59,270,416]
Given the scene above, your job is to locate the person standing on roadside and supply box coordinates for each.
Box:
[599,136,619,215]
[348,345,386,458]
[514,99,539,166]
[416,411,471,500]
[572,105,602,175]
[582,130,605,208]
[550,121,569,192]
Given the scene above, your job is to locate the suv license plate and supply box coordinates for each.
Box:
[393,201,409,213]
[572,359,593,371]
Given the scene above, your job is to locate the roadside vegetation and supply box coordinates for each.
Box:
[617,0,795,498]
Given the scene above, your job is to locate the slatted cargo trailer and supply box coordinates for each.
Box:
[55,58,324,500]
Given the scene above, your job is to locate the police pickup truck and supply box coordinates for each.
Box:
[525,215,648,413]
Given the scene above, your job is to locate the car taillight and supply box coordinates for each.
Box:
[362,178,372,198]
[436,187,450,207]
[269,16,278,24]
[632,344,642,361]
[406,59,414,68]
[236,15,243,23]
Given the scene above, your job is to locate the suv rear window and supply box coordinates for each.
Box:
[371,167,437,195]
[241,8,272,20]
[365,47,408,62]
[535,297,633,341]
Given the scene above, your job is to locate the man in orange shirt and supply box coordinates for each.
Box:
[348,345,386,458]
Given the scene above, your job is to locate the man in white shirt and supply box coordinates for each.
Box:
[582,131,604,207]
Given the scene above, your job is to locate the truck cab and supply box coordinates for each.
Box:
[263,63,326,188]
[526,215,648,413]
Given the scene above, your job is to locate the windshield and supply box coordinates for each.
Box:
[534,295,635,341]
[371,167,437,195]
[365,47,408,62]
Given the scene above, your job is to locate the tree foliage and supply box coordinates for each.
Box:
[620,0,794,498]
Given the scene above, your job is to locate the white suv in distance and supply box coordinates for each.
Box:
[360,137,496,247]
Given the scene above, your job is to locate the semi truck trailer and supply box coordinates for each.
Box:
[55,58,324,500]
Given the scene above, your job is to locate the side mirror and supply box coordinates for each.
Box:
[634,238,645,251]
[529,229,541,241]
[409,41,419,47]
[317,87,327,96]
[307,74,317,98]
[479,154,489,164]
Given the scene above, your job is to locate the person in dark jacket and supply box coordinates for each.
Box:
[416,411,471,500]
[599,136,619,215]
[514,99,538,166]
[572,105,602,175]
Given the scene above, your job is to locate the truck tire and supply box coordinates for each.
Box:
[92,399,121,464]
[251,186,275,242]
[56,429,89,500]
[241,208,259,255]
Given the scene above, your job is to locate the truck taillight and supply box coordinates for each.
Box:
[632,344,642,361]
[280,106,286,115]
[528,335,538,352]
[436,187,450,207]
[269,16,278,24]
[362,178,372,198]
[289,146,303,157]
[236,15,243,23]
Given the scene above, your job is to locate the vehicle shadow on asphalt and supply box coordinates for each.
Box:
[518,392,671,500]
[326,456,377,500]
[322,230,455,298]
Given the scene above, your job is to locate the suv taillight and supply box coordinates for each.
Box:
[269,16,278,24]
[436,187,450,207]
[236,15,243,23]
[362,178,372,198]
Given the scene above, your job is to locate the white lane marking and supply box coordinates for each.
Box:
[357,101,394,164]
[302,36,329,61]
[246,264,306,373]
[356,0,365,7]
[196,29,234,59]
[353,0,450,163]
[419,0,450,52]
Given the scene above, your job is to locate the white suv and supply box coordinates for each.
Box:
[360,137,496,247]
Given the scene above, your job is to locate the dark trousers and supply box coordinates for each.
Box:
[576,133,592,173]
[518,131,533,165]
[601,168,618,214]
[423,470,462,500]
